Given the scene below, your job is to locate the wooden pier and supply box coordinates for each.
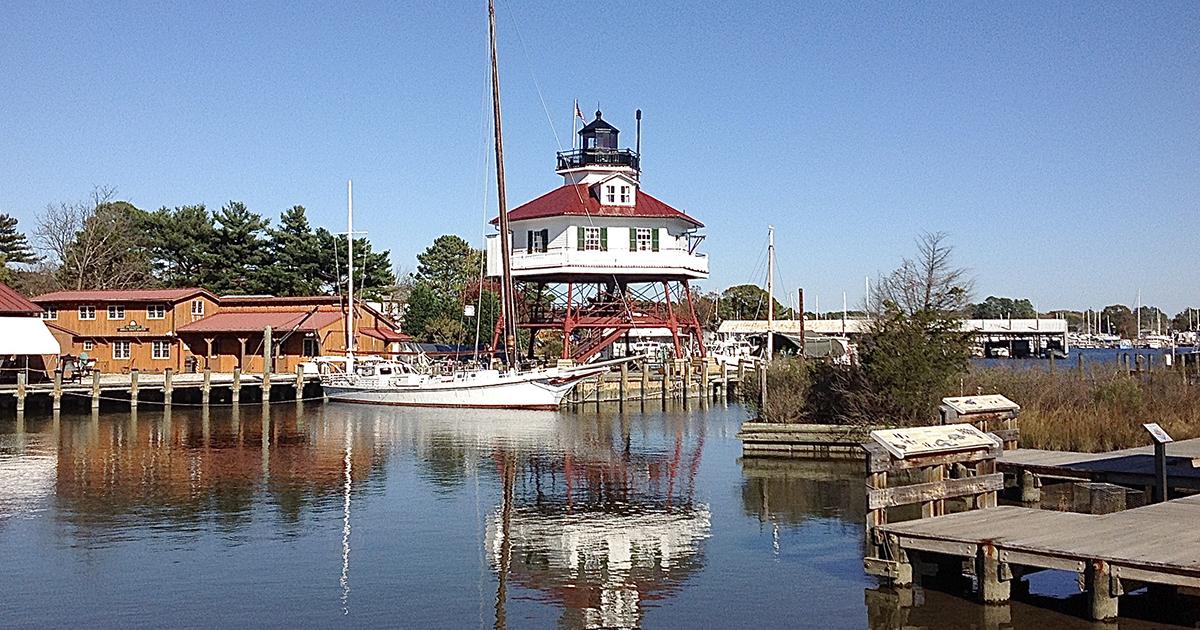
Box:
[865,426,1200,622]
[999,437,1200,500]
[1,367,321,412]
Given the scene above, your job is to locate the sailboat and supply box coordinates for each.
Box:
[320,0,616,410]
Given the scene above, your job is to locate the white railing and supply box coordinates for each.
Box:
[487,236,708,278]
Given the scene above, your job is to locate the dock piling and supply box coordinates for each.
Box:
[129,369,139,409]
[52,368,62,411]
[202,367,212,405]
[1086,560,1120,621]
[976,546,1011,604]
[163,368,173,406]
[15,371,26,413]
[639,359,648,411]
[619,362,628,410]
[91,371,101,409]
[295,366,305,401]
[232,368,241,405]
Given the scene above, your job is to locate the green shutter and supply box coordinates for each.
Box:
[651,228,660,252]
[600,227,608,251]
[540,229,549,252]
[526,230,533,252]
[577,226,585,251]
[629,228,637,251]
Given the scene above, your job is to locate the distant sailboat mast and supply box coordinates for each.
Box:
[347,180,356,368]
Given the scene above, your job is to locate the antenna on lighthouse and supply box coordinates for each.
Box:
[635,109,642,177]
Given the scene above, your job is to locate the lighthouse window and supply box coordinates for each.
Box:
[583,227,602,251]
[635,228,654,251]
[620,186,631,204]
[605,185,616,204]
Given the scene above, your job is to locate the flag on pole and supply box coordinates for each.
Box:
[574,100,585,121]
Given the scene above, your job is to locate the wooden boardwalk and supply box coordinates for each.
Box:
[1000,437,1200,491]
[877,491,1200,620]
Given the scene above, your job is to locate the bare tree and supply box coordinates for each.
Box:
[35,186,151,290]
[868,231,973,317]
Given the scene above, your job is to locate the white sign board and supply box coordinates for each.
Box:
[1143,423,1174,444]
[870,423,1000,460]
[940,395,1020,416]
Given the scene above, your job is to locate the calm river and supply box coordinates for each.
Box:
[0,403,1192,628]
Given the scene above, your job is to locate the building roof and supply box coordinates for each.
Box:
[493,185,703,227]
[33,287,215,303]
[579,110,619,135]
[361,326,411,342]
[219,295,345,306]
[0,282,42,315]
[177,310,344,334]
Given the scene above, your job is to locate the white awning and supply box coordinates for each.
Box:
[0,317,61,355]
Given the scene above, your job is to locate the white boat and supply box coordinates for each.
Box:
[319,356,610,410]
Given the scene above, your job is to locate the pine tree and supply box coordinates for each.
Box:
[262,206,323,296]
[207,201,269,295]
[141,204,218,287]
[0,213,40,269]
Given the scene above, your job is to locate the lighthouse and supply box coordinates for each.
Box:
[487,110,709,362]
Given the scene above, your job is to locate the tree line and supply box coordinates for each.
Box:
[1,187,395,300]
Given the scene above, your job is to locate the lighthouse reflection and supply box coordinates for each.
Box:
[447,410,712,630]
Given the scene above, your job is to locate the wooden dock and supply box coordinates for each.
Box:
[865,430,1200,621]
[999,437,1200,498]
[877,496,1200,620]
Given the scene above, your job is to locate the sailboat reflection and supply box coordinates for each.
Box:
[484,417,710,630]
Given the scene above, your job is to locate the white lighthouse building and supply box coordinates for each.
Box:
[487,110,709,362]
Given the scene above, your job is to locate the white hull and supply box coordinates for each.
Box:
[323,367,604,410]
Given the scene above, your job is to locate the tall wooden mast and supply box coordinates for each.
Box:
[489,0,517,367]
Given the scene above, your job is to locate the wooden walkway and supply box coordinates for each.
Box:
[999,437,1200,491]
[877,495,1200,619]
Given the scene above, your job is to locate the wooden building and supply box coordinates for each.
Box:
[32,288,218,374]
[32,290,407,374]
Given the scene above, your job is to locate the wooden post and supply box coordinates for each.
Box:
[594,374,601,411]
[129,369,139,409]
[261,325,273,400]
[294,365,305,401]
[1019,469,1040,503]
[232,367,241,405]
[681,359,690,408]
[721,360,730,404]
[1086,560,1120,621]
[91,370,101,409]
[201,367,212,405]
[700,359,710,409]
[619,362,628,410]
[52,367,63,411]
[1076,352,1084,374]
[1048,352,1055,372]
[660,365,669,409]
[976,545,1011,604]
[162,368,174,406]
[15,370,26,413]
[639,359,649,411]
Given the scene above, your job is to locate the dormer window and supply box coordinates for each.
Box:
[605,185,616,204]
[620,186,631,204]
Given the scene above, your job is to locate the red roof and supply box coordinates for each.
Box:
[177,310,344,334]
[0,282,41,315]
[33,288,214,303]
[362,327,411,342]
[492,185,703,227]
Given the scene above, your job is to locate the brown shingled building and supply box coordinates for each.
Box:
[31,289,406,374]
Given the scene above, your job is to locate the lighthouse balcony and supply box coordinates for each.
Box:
[556,148,640,172]
[486,233,708,281]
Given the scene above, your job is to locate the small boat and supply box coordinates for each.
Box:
[318,356,612,410]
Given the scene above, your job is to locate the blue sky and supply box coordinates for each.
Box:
[2,1,1197,312]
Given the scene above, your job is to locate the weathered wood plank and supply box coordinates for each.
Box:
[867,473,1003,510]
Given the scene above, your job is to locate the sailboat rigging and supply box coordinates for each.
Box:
[317,0,624,409]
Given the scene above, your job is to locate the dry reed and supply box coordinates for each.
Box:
[964,366,1200,452]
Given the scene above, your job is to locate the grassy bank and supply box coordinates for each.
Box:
[964,367,1200,452]
[746,358,1200,452]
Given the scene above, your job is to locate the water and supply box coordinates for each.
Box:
[0,404,1193,629]
[973,346,1198,370]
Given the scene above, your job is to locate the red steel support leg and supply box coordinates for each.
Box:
[561,282,574,359]
[663,282,683,358]
[682,279,706,357]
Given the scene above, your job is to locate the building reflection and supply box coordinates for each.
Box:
[8,405,387,540]
[740,457,867,526]
[468,412,712,630]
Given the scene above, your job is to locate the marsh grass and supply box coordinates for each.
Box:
[964,367,1200,452]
